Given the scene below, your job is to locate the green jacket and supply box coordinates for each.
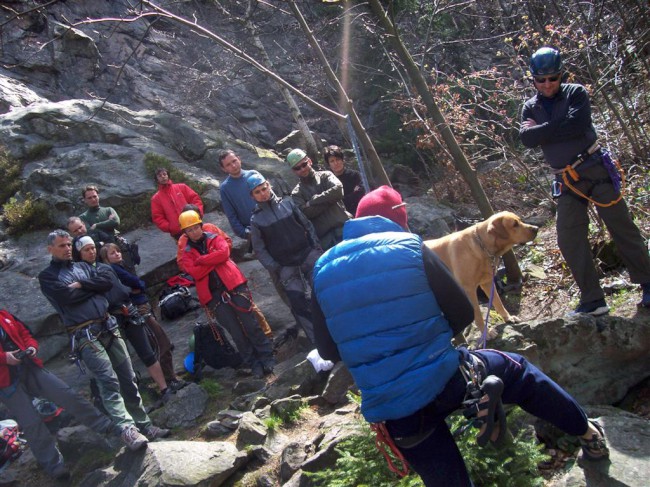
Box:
[80,206,120,236]
[291,169,351,241]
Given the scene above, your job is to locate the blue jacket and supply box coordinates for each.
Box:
[221,169,260,238]
[313,216,460,423]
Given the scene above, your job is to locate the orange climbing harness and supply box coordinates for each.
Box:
[557,142,626,208]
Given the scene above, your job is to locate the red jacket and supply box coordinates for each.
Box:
[0,310,43,388]
[176,223,232,272]
[151,180,203,237]
[181,232,247,305]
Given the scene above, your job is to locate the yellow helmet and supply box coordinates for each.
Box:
[178,210,202,230]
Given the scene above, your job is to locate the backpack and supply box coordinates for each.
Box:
[158,285,198,321]
[192,320,242,379]
[115,235,141,268]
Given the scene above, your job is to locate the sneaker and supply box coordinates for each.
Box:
[569,298,610,317]
[51,463,71,480]
[121,424,148,451]
[639,283,650,308]
[580,420,609,461]
[144,425,171,440]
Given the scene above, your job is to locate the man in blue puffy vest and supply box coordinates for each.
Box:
[312,186,609,486]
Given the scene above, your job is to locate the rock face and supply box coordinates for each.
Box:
[493,315,650,405]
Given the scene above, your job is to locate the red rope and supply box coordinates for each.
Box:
[370,423,410,478]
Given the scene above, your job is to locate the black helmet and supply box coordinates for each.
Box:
[530,47,562,76]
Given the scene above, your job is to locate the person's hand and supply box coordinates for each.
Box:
[109,213,116,220]
[68,281,82,289]
[5,351,23,365]
[91,224,97,230]
[521,118,538,129]
[25,347,37,357]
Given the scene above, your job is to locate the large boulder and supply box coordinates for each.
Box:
[494,314,650,405]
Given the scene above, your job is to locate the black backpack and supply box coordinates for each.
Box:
[158,285,198,320]
[192,321,242,379]
[115,235,141,269]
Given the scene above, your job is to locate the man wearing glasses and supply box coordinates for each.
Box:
[519,47,650,315]
[286,148,351,251]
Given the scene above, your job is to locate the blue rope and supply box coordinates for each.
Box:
[346,115,371,192]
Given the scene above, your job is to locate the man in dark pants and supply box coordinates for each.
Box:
[312,186,609,486]
[0,309,113,480]
[520,46,650,314]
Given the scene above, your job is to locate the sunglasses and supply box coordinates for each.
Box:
[292,161,309,171]
[533,74,560,84]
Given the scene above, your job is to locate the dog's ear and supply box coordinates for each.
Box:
[487,215,511,240]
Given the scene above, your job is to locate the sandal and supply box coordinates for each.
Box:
[580,420,610,461]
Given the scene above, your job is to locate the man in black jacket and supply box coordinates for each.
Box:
[38,230,153,451]
[520,47,650,314]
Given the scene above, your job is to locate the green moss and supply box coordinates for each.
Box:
[117,192,155,232]
[25,142,53,161]
[199,378,223,398]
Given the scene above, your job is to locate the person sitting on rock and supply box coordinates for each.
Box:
[324,145,366,215]
[287,148,352,251]
[179,210,275,378]
[100,242,187,394]
[0,308,116,480]
[248,173,322,344]
[312,186,610,487]
[71,235,173,435]
[151,168,203,240]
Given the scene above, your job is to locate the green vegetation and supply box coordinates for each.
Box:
[143,152,208,196]
[24,142,53,161]
[263,415,283,432]
[118,193,155,232]
[199,378,223,398]
[0,148,22,205]
[309,407,549,487]
[2,194,54,235]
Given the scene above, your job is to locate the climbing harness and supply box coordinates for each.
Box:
[218,289,254,314]
[345,115,371,193]
[556,143,626,208]
[454,354,508,447]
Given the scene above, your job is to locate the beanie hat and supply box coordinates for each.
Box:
[355,185,408,229]
[286,148,307,168]
[247,172,267,192]
[74,236,94,252]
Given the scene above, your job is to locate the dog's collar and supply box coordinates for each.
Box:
[473,227,499,270]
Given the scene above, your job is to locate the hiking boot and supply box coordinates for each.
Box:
[251,362,264,379]
[144,425,171,440]
[160,387,174,404]
[168,378,189,392]
[568,298,609,317]
[579,420,609,461]
[121,424,148,451]
[639,283,650,308]
[51,463,71,481]
[262,363,275,376]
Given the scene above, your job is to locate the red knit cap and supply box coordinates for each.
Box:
[355,185,408,229]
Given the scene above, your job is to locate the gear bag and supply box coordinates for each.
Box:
[158,285,199,321]
[0,419,25,470]
[192,320,242,379]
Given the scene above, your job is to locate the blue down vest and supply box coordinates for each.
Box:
[313,216,459,423]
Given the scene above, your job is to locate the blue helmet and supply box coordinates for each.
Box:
[530,47,563,76]
[247,172,267,193]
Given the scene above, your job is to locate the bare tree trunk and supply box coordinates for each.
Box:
[287,1,390,187]
[367,0,522,282]
[242,0,320,163]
